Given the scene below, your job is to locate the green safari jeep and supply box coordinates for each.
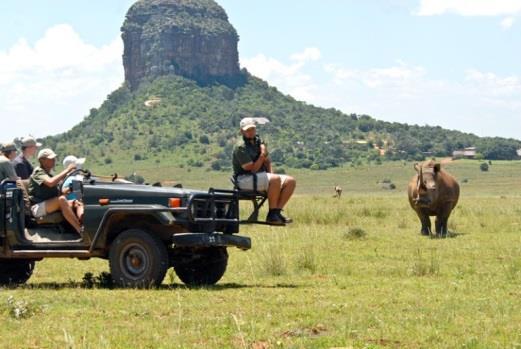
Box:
[0,171,250,287]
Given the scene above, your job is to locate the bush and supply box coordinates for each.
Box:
[480,163,489,172]
[104,157,112,164]
[210,161,221,171]
[125,173,145,184]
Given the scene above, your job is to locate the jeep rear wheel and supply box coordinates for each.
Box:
[0,259,35,286]
[173,247,228,286]
[109,229,168,288]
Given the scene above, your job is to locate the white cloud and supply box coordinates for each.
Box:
[242,48,521,138]
[0,24,123,141]
[324,63,425,90]
[500,16,515,29]
[290,47,321,62]
[465,69,521,98]
[241,47,321,102]
[416,0,521,16]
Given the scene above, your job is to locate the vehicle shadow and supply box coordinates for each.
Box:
[15,281,299,291]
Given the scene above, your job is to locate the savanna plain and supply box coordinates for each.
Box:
[1,160,521,348]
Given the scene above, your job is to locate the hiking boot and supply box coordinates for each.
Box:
[278,211,293,224]
[266,210,285,226]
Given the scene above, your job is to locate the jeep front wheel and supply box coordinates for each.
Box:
[0,259,35,286]
[173,247,228,286]
[109,229,168,288]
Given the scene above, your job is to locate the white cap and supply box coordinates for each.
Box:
[63,155,86,169]
[240,117,256,131]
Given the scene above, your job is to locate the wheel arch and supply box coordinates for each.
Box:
[93,212,174,253]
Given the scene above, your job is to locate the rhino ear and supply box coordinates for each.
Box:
[414,163,420,172]
[434,163,441,173]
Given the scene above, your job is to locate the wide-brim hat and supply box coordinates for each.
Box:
[1,142,17,153]
[21,136,42,148]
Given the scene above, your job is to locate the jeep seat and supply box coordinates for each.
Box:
[230,176,268,223]
[17,179,64,225]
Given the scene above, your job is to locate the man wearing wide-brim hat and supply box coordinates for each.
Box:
[0,142,19,182]
[13,136,42,179]
[28,148,82,234]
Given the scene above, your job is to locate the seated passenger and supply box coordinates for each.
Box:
[28,149,81,234]
[13,136,42,180]
[61,155,86,223]
[232,117,296,225]
[0,142,19,182]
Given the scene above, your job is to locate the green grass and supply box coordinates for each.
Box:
[1,160,521,348]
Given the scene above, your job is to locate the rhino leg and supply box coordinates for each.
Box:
[436,210,451,237]
[417,210,431,236]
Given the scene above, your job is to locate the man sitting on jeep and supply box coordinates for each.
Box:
[28,148,82,234]
[232,117,296,225]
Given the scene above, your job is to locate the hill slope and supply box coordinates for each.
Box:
[44,73,521,177]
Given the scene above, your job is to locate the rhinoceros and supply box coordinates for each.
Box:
[407,161,460,237]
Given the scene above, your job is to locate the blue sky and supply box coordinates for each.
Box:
[1,0,520,141]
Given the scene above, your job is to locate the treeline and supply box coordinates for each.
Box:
[45,73,521,172]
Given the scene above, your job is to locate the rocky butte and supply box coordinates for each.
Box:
[121,0,244,90]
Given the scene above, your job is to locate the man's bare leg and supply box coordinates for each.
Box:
[277,176,296,209]
[267,175,281,209]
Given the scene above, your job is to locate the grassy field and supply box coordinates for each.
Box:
[1,160,521,348]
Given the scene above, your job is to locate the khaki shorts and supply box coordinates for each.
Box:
[31,202,47,218]
[236,172,288,192]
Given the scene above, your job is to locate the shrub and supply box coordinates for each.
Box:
[104,157,112,164]
[480,162,489,172]
[210,161,221,171]
[125,173,145,184]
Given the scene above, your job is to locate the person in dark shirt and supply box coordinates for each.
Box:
[232,117,296,225]
[13,136,41,179]
[28,148,81,234]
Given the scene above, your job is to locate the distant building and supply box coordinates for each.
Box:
[517,149,521,157]
[452,147,477,159]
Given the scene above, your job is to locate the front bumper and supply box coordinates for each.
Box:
[172,233,251,251]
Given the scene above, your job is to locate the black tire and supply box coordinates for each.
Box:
[109,229,168,288]
[174,247,228,286]
[0,259,35,286]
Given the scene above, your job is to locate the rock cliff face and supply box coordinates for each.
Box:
[122,0,243,90]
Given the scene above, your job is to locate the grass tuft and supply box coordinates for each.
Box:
[295,245,318,273]
[343,227,367,240]
[2,296,43,319]
[410,249,440,277]
[261,248,288,276]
